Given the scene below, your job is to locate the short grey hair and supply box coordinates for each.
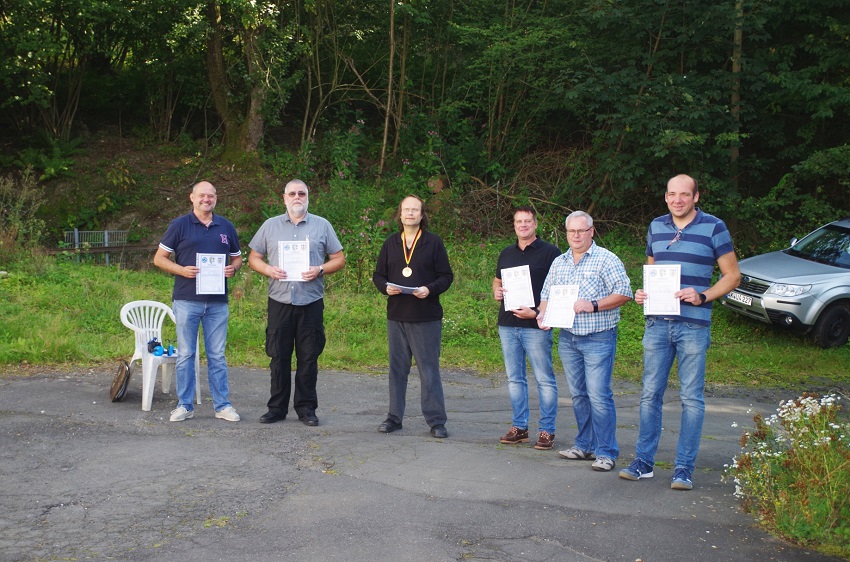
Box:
[565,210,593,228]
[284,179,309,193]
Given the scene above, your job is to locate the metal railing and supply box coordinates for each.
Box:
[63,229,130,266]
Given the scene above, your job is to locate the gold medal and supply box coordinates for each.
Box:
[401,229,422,280]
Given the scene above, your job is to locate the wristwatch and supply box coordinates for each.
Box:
[592,300,599,313]
[319,266,325,276]
[698,293,707,304]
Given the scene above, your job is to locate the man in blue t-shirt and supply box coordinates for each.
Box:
[154,181,243,423]
[619,174,740,490]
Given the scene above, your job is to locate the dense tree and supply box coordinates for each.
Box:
[0,0,847,238]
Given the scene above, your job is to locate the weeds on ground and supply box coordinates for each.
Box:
[724,393,850,558]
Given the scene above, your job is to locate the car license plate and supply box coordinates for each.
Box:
[727,291,752,306]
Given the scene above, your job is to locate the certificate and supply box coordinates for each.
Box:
[196,253,226,295]
[643,264,681,316]
[278,240,310,282]
[387,282,419,295]
[501,265,535,311]
[542,285,579,328]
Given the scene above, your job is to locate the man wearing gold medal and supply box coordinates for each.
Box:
[372,195,454,438]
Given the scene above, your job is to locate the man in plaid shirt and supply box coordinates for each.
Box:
[537,211,633,472]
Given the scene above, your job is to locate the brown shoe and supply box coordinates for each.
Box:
[499,426,529,444]
[533,430,555,450]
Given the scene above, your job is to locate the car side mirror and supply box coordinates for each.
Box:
[789,237,798,247]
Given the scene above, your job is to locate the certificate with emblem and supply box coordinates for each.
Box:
[278,240,310,281]
[542,284,579,328]
[196,253,226,295]
[643,264,681,316]
[501,265,535,311]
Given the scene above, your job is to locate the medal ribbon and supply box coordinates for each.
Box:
[402,228,422,267]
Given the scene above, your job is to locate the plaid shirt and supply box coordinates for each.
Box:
[541,241,633,336]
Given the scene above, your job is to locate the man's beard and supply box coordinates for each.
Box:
[288,200,308,216]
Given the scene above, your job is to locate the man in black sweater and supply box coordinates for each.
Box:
[372,195,454,438]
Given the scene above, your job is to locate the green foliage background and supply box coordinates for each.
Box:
[1,238,847,394]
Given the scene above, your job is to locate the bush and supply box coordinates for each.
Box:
[0,167,47,261]
[725,393,850,558]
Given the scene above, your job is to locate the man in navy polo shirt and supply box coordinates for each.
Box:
[154,181,243,423]
[619,174,740,490]
[493,206,561,450]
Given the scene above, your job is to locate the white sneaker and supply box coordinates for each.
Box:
[215,406,240,422]
[591,456,615,472]
[170,406,194,422]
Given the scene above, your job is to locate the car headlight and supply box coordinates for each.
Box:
[769,284,811,297]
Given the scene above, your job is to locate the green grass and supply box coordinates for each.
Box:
[0,241,848,396]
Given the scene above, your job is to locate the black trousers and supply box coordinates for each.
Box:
[265,298,326,416]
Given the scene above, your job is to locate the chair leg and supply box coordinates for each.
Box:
[161,360,173,394]
[141,356,156,411]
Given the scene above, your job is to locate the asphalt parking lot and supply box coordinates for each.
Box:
[0,366,839,561]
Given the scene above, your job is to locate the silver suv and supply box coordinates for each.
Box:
[720,217,850,348]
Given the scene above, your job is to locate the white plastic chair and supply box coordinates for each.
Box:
[120,300,201,411]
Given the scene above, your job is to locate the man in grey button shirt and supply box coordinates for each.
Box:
[248,179,345,426]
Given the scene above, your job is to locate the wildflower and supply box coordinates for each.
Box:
[724,392,849,551]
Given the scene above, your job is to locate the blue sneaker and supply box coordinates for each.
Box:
[618,458,654,480]
[671,467,693,490]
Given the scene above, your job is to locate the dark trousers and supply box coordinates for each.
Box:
[386,319,447,427]
[265,298,326,416]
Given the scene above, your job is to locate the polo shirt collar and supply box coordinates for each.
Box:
[662,208,704,228]
[515,236,540,250]
[284,211,310,224]
[190,211,218,226]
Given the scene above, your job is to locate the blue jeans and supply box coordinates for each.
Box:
[558,327,619,459]
[386,319,447,427]
[172,300,232,412]
[635,318,711,472]
[498,326,558,433]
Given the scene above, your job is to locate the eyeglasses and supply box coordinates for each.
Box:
[566,227,593,236]
[286,191,308,198]
[666,229,683,248]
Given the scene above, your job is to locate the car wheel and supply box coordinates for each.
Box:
[811,303,850,348]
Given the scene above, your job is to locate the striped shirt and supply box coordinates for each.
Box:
[541,241,633,336]
[646,209,734,325]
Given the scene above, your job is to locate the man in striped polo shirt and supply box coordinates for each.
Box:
[619,174,741,490]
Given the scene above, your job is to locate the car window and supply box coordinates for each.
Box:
[785,224,850,270]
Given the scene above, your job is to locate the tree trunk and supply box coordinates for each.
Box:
[730,0,743,188]
[392,8,410,156]
[204,0,264,162]
[378,0,396,178]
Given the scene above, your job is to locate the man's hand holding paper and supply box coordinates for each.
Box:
[538,284,579,329]
[641,264,681,316]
